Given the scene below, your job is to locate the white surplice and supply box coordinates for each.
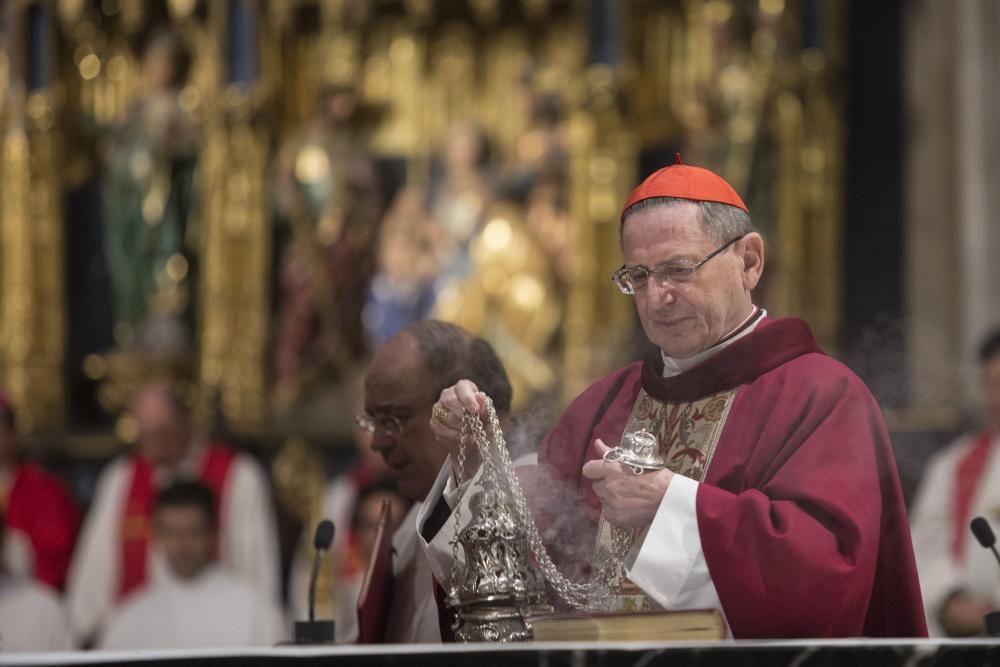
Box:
[98,564,287,650]
[66,444,281,642]
[0,575,73,653]
[910,432,1000,635]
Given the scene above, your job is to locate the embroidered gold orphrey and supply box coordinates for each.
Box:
[590,387,737,611]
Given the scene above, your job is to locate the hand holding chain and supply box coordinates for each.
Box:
[448,397,638,612]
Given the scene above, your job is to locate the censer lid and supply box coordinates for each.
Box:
[604,429,666,469]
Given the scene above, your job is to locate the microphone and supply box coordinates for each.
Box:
[969,517,1000,636]
[295,519,336,644]
[310,520,335,622]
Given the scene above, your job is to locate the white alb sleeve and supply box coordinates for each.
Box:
[625,475,727,626]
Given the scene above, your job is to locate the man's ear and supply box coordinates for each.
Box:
[739,232,765,291]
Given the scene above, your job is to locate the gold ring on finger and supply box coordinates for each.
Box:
[432,403,451,426]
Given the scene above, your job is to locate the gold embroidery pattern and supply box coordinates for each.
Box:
[592,387,737,611]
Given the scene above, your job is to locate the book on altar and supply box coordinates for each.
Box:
[356,500,394,644]
[528,608,725,642]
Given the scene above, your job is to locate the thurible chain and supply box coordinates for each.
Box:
[448,397,631,612]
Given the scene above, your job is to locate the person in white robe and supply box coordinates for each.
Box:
[99,481,286,649]
[0,575,74,653]
[0,521,73,653]
[911,329,1000,636]
[67,383,281,644]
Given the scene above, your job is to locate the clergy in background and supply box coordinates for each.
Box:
[67,383,281,644]
[911,329,1000,636]
[0,392,80,590]
[99,481,286,649]
[427,160,927,639]
[0,519,73,652]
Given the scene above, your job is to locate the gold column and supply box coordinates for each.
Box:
[772,91,804,318]
[365,20,425,160]
[197,2,270,431]
[426,23,478,145]
[0,6,65,432]
[799,48,843,352]
[563,65,637,401]
[478,29,531,157]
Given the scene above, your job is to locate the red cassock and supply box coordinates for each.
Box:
[536,317,927,638]
[5,463,80,589]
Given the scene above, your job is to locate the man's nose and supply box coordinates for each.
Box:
[369,430,394,455]
[645,278,677,304]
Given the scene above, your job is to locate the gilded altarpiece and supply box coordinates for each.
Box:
[0,0,845,441]
[1,2,66,433]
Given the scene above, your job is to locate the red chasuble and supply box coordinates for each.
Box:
[536,317,927,638]
[4,463,80,589]
[118,445,236,598]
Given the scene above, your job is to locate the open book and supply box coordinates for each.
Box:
[528,609,725,642]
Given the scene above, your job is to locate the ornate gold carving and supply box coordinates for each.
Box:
[195,5,269,432]
[563,65,638,401]
[1,88,65,432]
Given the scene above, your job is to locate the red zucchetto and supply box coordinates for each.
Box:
[621,154,748,220]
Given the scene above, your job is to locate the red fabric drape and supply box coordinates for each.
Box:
[5,464,80,589]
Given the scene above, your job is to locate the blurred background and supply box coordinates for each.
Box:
[0,0,995,587]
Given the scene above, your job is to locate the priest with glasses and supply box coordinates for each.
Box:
[422,159,927,639]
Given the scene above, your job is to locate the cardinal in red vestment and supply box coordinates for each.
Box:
[425,158,927,639]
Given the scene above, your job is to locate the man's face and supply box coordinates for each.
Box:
[154,505,215,580]
[132,390,192,470]
[364,335,449,501]
[981,355,1000,432]
[622,202,761,359]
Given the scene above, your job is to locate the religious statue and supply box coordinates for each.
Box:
[100,31,199,355]
[271,82,382,412]
[363,120,492,346]
[433,200,562,411]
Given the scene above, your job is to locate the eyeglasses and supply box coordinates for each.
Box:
[354,412,404,436]
[612,235,745,295]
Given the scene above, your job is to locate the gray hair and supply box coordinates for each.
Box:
[620,197,754,244]
[405,319,513,417]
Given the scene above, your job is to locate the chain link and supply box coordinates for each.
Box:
[447,415,470,600]
[447,397,630,612]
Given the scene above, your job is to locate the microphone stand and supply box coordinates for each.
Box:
[295,527,336,644]
[970,517,1000,637]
